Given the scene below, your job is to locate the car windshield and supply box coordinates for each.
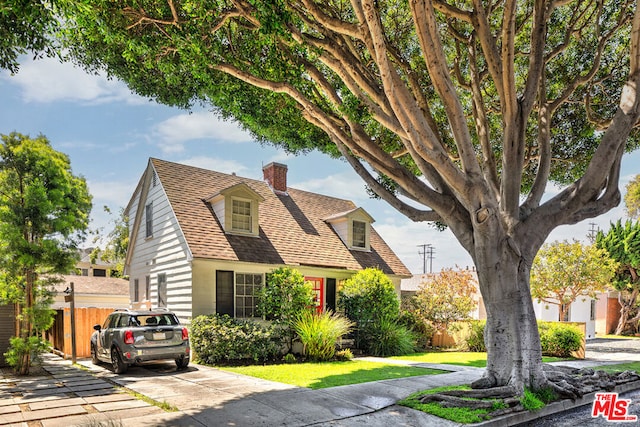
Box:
[133,314,179,327]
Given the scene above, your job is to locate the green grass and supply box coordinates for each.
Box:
[218,360,445,389]
[389,351,568,367]
[399,385,505,424]
[596,361,640,374]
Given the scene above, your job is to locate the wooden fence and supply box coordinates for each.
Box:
[49,307,115,359]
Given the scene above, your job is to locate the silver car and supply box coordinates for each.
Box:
[91,309,190,374]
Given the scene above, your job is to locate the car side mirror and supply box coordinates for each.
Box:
[93,324,101,331]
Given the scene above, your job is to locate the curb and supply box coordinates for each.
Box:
[470,379,640,427]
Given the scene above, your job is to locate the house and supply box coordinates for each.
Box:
[74,247,117,277]
[124,159,411,323]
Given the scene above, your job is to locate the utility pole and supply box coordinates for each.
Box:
[587,222,599,243]
[417,244,435,273]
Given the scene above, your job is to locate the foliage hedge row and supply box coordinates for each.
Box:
[190,314,282,364]
[464,320,583,357]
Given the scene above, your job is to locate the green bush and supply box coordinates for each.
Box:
[190,314,282,364]
[465,320,487,352]
[256,267,315,352]
[294,311,353,361]
[398,309,435,349]
[364,316,416,356]
[338,268,400,349]
[335,348,354,361]
[539,322,583,357]
[4,336,50,373]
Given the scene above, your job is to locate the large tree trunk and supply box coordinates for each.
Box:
[471,237,546,392]
[614,287,639,335]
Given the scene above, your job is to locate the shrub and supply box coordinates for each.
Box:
[398,309,435,349]
[465,320,486,352]
[539,322,583,357]
[338,268,400,348]
[256,267,315,352]
[364,316,416,356]
[335,348,354,361]
[294,311,353,361]
[190,314,282,364]
[283,353,297,364]
[4,336,49,373]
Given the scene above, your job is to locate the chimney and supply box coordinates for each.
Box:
[262,162,288,193]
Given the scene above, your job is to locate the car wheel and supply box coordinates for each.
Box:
[111,347,128,374]
[175,356,189,370]
[91,343,99,365]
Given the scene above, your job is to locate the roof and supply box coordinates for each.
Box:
[145,158,411,277]
[52,275,129,296]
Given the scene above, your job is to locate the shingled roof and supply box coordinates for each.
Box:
[148,158,410,277]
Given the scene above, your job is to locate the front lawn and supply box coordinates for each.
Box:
[389,351,568,367]
[218,359,445,389]
[597,361,640,374]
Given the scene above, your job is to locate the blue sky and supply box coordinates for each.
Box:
[1,56,639,274]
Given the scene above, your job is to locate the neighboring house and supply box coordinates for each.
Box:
[401,272,620,340]
[124,158,411,322]
[50,275,129,311]
[75,247,116,278]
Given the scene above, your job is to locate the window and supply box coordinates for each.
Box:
[231,199,252,232]
[133,279,139,302]
[145,203,153,238]
[560,303,570,322]
[216,271,234,316]
[81,268,89,276]
[93,268,106,277]
[590,299,597,321]
[352,220,366,248]
[145,275,150,301]
[235,273,262,318]
[157,273,167,307]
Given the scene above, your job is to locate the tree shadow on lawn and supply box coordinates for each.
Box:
[307,364,446,390]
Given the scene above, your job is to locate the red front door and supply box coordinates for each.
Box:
[306,277,324,313]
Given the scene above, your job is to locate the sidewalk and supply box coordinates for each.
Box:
[1,343,639,427]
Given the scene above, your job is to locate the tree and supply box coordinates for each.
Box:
[530,240,618,322]
[596,220,640,334]
[61,0,640,395]
[0,133,92,374]
[406,268,478,333]
[625,175,640,219]
[0,0,60,73]
[89,206,129,278]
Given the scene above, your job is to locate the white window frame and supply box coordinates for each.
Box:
[231,198,253,233]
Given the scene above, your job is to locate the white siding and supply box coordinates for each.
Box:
[128,171,193,323]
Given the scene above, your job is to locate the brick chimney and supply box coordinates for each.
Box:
[262,162,288,193]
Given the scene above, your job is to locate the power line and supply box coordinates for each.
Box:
[417,244,435,274]
[587,222,599,243]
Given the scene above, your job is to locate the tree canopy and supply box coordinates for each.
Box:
[0,0,60,73]
[0,132,92,374]
[625,175,640,219]
[531,240,618,322]
[56,0,640,394]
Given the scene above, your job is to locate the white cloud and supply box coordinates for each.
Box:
[295,172,370,202]
[87,180,136,208]
[3,57,146,105]
[153,111,254,153]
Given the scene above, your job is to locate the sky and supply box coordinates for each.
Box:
[1,56,639,275]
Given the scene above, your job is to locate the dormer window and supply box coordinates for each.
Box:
[324,207,374,252]
[232,199,252,233]
[206,183,264,237]
[352,220,366,249]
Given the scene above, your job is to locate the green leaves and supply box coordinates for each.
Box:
[530,240,618,320]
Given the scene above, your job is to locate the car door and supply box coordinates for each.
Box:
[97,314,117,359]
